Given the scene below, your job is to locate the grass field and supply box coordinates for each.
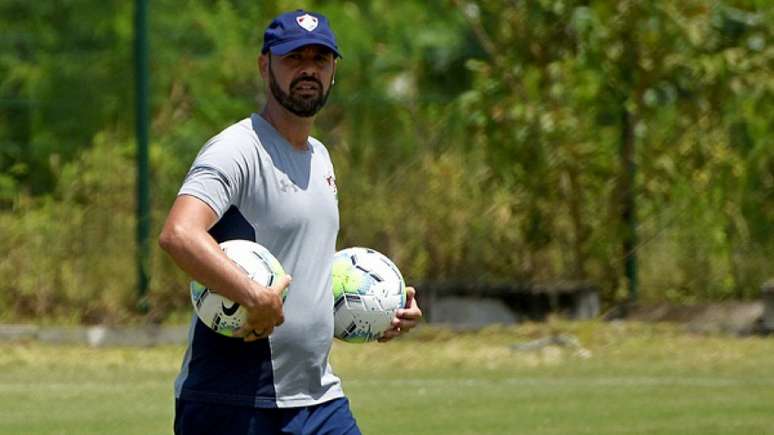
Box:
[1,321,773,434]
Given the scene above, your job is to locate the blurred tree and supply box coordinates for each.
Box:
[458,0,772,300]
[0,1,134,197]
[0,0,770,321]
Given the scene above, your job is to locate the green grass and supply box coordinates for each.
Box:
[1,321,773,434]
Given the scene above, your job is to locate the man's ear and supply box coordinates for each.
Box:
[258,53,269,80]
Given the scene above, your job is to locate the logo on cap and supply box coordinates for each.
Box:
[296,14,319,32]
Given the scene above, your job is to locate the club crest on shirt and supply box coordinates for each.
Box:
[325,173,337,197]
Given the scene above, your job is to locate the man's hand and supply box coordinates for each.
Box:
[378,286,422,343]
[237,275,292,342]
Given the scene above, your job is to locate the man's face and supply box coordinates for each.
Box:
[261,45,336,117]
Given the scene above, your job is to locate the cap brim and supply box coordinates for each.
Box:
[269,39,342,58]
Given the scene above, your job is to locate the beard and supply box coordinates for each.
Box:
[268,61,332,118]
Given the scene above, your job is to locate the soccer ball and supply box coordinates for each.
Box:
[190,239,286,337]
[331,247,407,343]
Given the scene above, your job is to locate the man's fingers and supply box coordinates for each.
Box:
[235,326,251,338]
[397,307,422,320]
[390,316,417,334]
[378,329,399,343]
[242,327,272,342]
[404,286,416,308]
[402,287,422,317]
[271,274,293,294]
[248,275,290,329]
[393,318,418,330]
[236,322,274,338]
[376,286,424,344]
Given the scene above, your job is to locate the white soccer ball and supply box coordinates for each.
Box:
[190,239,286,337]
[331,247,407,343]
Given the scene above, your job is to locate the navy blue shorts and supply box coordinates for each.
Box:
[174,397,361,435]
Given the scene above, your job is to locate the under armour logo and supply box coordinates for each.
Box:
[279,177,299,193]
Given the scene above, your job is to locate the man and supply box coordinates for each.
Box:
[159,9,423,435]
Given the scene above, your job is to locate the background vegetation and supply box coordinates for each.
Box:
[0,0,771,323]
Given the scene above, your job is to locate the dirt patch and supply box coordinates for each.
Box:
[627,302,765,335]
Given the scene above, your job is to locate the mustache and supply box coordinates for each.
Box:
[290,76,323,90]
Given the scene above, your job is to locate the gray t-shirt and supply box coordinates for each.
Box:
[174,114,343,408]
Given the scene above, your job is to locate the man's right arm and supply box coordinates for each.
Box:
[158,194,288,340]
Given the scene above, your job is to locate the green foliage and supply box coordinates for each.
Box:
[335,148,530,281]
[0,1,771,321]
[460,0,773,300]
[0,1,134,192]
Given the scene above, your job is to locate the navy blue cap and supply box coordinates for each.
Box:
[262,10,341,58]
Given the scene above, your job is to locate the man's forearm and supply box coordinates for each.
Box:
[158,224,263,309]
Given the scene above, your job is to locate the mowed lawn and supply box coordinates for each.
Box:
[0,321,772,435]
